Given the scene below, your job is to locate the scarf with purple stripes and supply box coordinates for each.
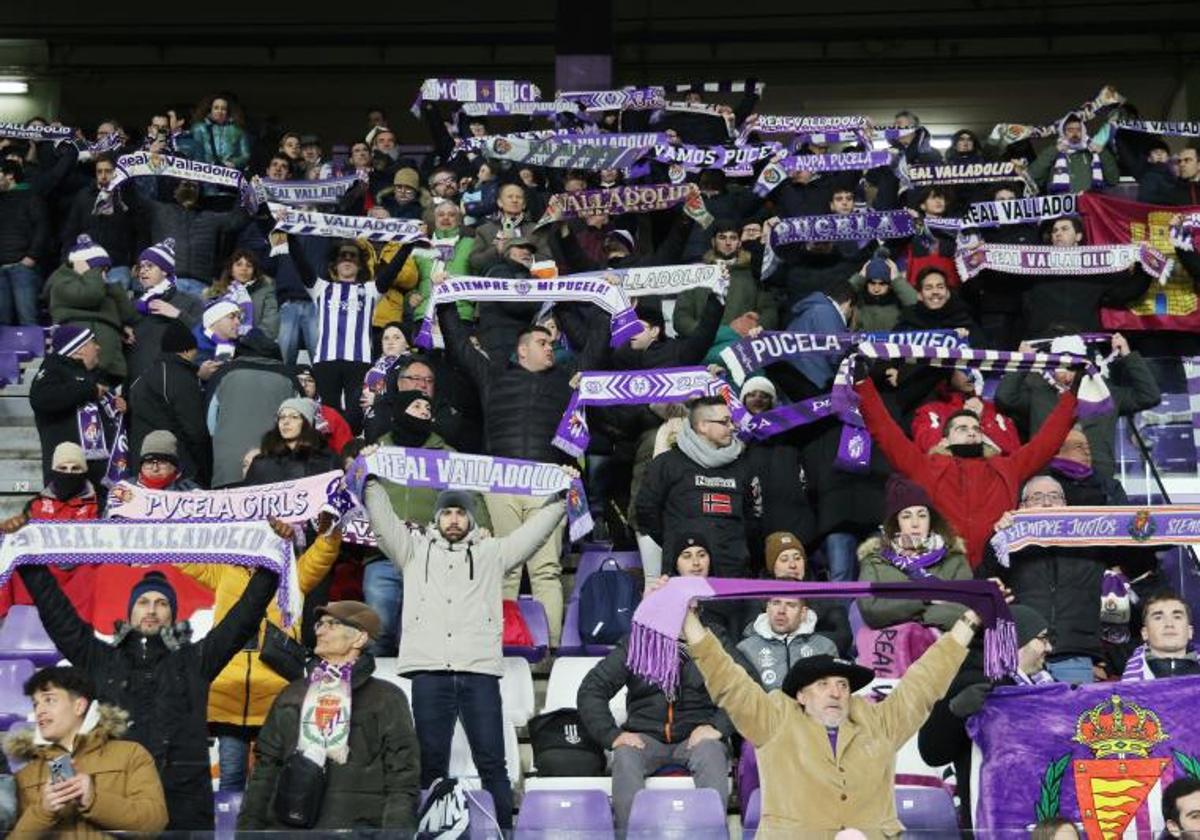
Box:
[409,78,541,116]
[768,210,919,247]
[754,151,894,197]
[988,85,1124,150]
[535,182,695,226]
[955,242,1173,284]
[557,87,666,113]
[628,577,1016,698]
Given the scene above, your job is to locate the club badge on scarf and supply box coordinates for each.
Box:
[299,661,353,765]
[109,152,256,210]
[270,203,428,244]
[410,78,541,117]
[955,242,1173,285]
[989,505,1200,566]
[346,447,592,542]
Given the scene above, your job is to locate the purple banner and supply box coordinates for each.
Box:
[990,505,1200,566]
[968,677,1200,838]
[768,210,919,247]
[536,182,693,225]
[651,142,782,174]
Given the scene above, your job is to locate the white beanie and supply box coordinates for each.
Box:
[1049,334,1087,357]
[740,375,777,402]
[202,300,241,331]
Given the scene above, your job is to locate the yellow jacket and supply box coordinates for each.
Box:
[181,533,341,727]
[689,629,967,838]
[362,241,419,327]
[8,703,169,838]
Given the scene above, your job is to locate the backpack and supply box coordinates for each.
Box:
[577,558,640,645]
[527,708,606,776]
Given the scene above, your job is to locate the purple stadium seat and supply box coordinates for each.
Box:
[504,595,550,663]
[559,551,642,655]
[0,658,35,729]
[0,326,46,361]
[627,788,727,839]
[515,788,612,837]
[0,605,62,665]
[419,787,502,838]
[213,790,243,837]
[0,351,20,387]
[894,784,960,838]
[743,787,761,836]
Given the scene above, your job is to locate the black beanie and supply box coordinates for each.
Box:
[388,390,434,447]
[161,319,197,353]
[127,571,178,622]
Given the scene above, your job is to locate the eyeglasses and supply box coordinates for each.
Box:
[141,456,175,468]
[337,250,360,261]
[1022,492,1066,506]
[313,617,346,632]
[703,417,735,428]
[400,374,435,385]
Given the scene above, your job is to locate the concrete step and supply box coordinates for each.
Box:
[0,495,29,519]
[0,457,43,493]
[0,425,41,457]
[0,395,35,425]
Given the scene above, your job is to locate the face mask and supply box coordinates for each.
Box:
[947,442,985,459]
[140,469,177,490]
[52,470,87,500]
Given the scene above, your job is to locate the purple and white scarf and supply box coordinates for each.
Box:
[1114,119,1200,138]
[77,401,109,460]
[478,135,649,171]
[719,329,965,385]
[768,210,919,247]
[880,535,948,580]
[253,172,366,207]
[925,193,1079,234]
[628,576,1017,698]
[362,354,401,398]
[552,367,749,457]
[299,660,353,765]
[109,151,256,209]
[667,80,765,96]
[566,263,728,300]
[535,182,694,226]
[409,78,542,117]
[135,279,175,315]
[987,86,1125,150]
[102,417,129,489]
[345,447,592,542]
[743,114,871,143]
[0,519,301,626]
[557,87,667,112]
[902,160,1023,188]
[1048,138,1105,195]
[955,242,1173,284]
[989,505,1200,566]
[651,142,782,176]
[414,275,638,350]
[270,203,427,244]
[0,122,74,142]
[753,150,893,196]
[1169,213,1200,252]
[460,100,578,118]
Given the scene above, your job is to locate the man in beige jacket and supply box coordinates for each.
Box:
[683,602,980,837]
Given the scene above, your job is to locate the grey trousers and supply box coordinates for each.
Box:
[610,734,729,829]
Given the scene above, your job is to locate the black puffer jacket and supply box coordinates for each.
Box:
[476,257,542,362]
[635,443,760,578]
[244,446,340,485]
[62,185,138,265]
[239,654,420,831]
[578,631,737,747]
[142,198,249,284]
[0,186,48,265]
[29,353,108,486]
[980,544,1105,661]
[17,564,278,830]
[128,352,212,486]
[127,287,205,384]
[437,302,607,464]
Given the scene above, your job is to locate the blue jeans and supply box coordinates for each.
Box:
[1048,655,1095,684]
[175,276,209,298]
[105,265,133,292]
[362,558,403,657]
[217,733,251,791]
[821,532,860,582]
[277,299,319,366]
[0,263,41,325]
[411,672,512,829]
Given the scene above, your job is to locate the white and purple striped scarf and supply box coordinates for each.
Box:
[987,86,1125,150]
[955,242,1173,284]
[754,150,893,197]
[557,87,667,112]
[410,78,541,117]
[270,203,427,244]
[1115,119,1200,138]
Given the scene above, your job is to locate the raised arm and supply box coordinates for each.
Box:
[873,629,970,747]
[16,565,107,671]
[436,301,492,389]
[855,376,929,480]
[1011,388,1078,480]
[285,233,319,288]
[363,478,415,570]
[493,500,566,573]
[686,621,782,748]
[197,567,280,680]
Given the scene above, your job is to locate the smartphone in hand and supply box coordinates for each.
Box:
[49,755,76,784]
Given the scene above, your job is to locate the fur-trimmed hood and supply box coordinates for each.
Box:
[4,702,129,761]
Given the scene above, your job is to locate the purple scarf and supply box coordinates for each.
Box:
[879,544,948,579]
[628,577,1016,698]
[989,505,1200,566]
[754,151,894,197]
[768,210,918,247]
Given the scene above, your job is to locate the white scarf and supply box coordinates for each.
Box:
[298,660,353,765]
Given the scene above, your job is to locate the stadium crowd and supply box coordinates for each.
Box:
[0,77,1197,836]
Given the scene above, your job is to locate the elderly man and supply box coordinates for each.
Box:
[980,475,1107,684]
[239,602,419,831]
[683,595,980,836]
[364,474,569,830]
[1121,591,1200,680]
[7,666,168,836]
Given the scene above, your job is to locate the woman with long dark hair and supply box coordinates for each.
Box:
[206,249,279,341]
[243,397,339,485]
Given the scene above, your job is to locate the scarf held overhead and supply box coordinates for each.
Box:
[253,172,365,206]
[754,151,894,197]
[479,135,648,171]
[345,447,592,541]
[768,210,919,247]
[270,203,428,244]
[955,242,1173,284]
[414,275,638,350]
[409,78,541,116]
[110,151,255,208]
[0,520,301,625]
[628,576,1016,698]
[990,505,1200,566]
[569,263,728,299]
[536,182,694,226]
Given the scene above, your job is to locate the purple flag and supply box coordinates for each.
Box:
[967,677,1200,837]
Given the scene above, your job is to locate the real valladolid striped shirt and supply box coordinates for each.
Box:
[311,278,379,364]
